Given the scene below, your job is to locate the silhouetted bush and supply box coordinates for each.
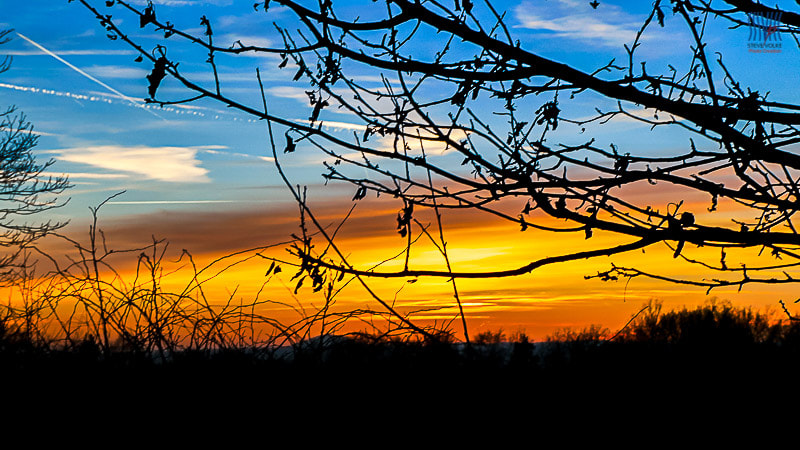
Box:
[616,299,773,346]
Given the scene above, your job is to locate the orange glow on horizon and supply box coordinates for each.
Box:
[5,190,797,342]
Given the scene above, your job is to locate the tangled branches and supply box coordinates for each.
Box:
[73,0,800,331]
[2,194,448,359]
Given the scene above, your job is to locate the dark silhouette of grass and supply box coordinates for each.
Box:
[4,298,800,420]
[5,297,799,384]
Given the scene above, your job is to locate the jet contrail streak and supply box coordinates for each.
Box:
[15,32,163,119]
[0,126,58,136]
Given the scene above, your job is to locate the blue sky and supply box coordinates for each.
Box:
[2,0,798,238]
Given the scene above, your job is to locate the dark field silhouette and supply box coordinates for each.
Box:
[4,297,799,401]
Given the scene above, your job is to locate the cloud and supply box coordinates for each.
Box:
[39,195,409,260]
[376,128,470,156]
[267,86,311,102]
[267,86,354,108]
[179,71,262,83]
[84,65,148,80]
[294,119,367,132]
[128,0,233,5]
[570,106,688,128]
[107,200,251,205]
[514,0,644,47]
[200,147,274,162]
[216,34,273,50]
[349,75,401,86]
[266,86,371,118]
[39,172,129,180]
[274,115,468,158]
[47,145,210,183]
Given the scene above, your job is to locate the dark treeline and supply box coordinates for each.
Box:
[4,300,800,397]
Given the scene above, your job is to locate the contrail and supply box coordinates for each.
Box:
[15,32,163,119]
[0,82,115,103]
[0,82,210,118]
[0,126,58,136]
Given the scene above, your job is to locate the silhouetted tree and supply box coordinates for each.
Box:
[76,1,800,337]
[0,29,70,281]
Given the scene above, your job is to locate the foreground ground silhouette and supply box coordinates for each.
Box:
[4,301,799,415]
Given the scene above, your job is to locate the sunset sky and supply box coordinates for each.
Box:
[2,0,799,339]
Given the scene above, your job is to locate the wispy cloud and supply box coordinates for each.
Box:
[216,33,273,50]
[294,119,368,132]
[52,197,397,257]
[199,147,273,162]
[40,172,129,180]
[376,128,470,156]
[350,75,401,86]
[128,0,233,5]
[179,71,262,83]
[514,0,644,47]
[570,106,686,126]
[266,86,368,117]
[283,117,467,157]
[267,86,310,102]
[84,65,148,80]
[107,200,252,205]
[46,145,210,183]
